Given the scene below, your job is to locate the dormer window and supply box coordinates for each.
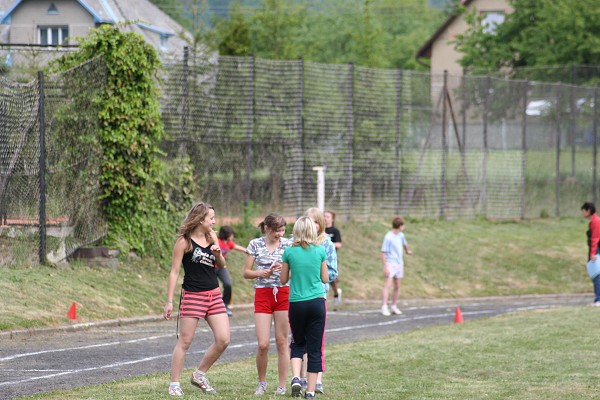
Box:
[47,3,59,15]
[39,26,69,45]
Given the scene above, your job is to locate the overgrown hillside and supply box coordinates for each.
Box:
[1,218,590,331]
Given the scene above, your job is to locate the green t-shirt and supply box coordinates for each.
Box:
[282,244,327,302]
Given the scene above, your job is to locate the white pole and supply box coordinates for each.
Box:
[312,166,325,211]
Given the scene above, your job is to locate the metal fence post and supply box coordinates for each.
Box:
[347,63,355,219]
[482,76,490,218]
[570,63,576,176]
[555,84,562,217]
[245,56,255,206]
[394,69,403,215]
[521,80,528,220]
[440,70,448,219]
[179,46,189,156]
[37,70,46,265]
[296,57,304,217]
[593,87,598,205]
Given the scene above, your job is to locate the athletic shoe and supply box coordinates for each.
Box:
[381,304,391,316]
[300,378,307,391]
[315,382,324,394]
[168,385,184,396]
[305,393,315,399]
[291,377,302,397]
[226,306,233,317]
[255,382,267,395]
[275,386,287,396]
[390,305,403,315]
[337,288,342,303]
[191,371,216,394]
[589,302,600,307]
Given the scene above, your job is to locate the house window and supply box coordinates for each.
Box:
[482,11,505,34]
[38,26,69,45]
[160,34,169,50]
[47,3,59,14]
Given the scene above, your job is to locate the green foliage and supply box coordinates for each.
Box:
[54,24,192,258]
[454,0,600,81]
[211,0,443,69]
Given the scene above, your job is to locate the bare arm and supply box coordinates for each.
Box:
[320,260,328,283]
[334,242,342,249]
[243,254,274,279]
[280,262,290,284]
[164,238,185,320]
[208,230,226,268]
[233,243,247,253]
[381,252,390,277]
[404,244,412,255]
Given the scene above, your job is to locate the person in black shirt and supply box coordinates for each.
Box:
[324,210,342,308]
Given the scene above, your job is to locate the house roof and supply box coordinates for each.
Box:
[0,0,190,54]
[415,0,474,59]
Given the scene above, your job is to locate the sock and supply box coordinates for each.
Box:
[170,382,180,387]
[259,381,267,385]
[306,391,315,396]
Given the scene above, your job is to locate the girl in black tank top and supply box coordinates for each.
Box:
[162,202,229,396]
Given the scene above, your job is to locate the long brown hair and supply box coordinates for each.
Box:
[177,202,214,252]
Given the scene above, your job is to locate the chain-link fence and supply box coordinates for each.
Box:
[0,56,107,265]
[159,53,600,221]
[2,48,600,264]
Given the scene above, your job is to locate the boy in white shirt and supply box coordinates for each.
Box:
[380,216,412,316]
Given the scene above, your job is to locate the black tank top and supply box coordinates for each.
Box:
[181,239,219,292]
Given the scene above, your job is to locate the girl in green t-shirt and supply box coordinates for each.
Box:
[280,216,328,399]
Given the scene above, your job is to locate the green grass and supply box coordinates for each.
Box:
[1,217,591,331]
[23,306,600,400]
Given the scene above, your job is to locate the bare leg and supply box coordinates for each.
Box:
[254,313,273,382]
[306,371,318,393]
[382,276,392,306]
[273,310,290,388]
[170,317,199,381]
[197,313,230,373]
[391,278,402,306]
[291,357,303,378]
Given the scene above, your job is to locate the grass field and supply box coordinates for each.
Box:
[23,306,600,400]
[0,217,592,331]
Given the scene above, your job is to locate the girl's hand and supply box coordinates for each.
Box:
[260,268,273,278]
[210,244,222,257]
[270,261,282,273]
[164,302,173,320]
[406,250,413,255]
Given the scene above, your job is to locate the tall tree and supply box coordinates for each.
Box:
[454,0,600,74]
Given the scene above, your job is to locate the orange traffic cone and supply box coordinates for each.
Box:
[454,306,464,323]
[68,302,77,320]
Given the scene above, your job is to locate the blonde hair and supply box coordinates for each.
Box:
[292,216,317,248]
[177,202,214,252]
[304,207,326,245]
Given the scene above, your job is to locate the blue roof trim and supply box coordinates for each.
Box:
[1,0,114,25]
[136,22,175,37]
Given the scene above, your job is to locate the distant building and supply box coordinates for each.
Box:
[416,0,513,76]
[0,0,190,57]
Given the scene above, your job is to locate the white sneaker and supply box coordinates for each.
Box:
[390,305,402,315]
[337,288,342,303]
[255,382,267,395]
[381,305,391,316]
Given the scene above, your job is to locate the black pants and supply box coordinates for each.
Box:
[215,268,232,306]
[289,297,327,373]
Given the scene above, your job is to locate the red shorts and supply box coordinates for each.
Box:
[179,288,226,319]
[254,286,290,314]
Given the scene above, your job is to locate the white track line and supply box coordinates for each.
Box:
[0,305,556,387]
